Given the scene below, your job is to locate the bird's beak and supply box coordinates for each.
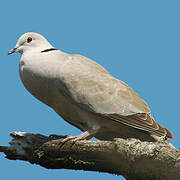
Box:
[8,47,17,55]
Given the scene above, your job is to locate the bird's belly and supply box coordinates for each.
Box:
[53,98,101,132]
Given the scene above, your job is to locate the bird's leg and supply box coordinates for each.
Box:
[62,129,97,143]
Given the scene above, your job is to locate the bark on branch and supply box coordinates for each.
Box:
[0,132,180,180]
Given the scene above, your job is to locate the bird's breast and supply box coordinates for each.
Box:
[19,59,59,106]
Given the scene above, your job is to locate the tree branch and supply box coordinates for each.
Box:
[0,132,180,180]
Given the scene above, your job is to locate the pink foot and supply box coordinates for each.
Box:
[62,129,96,143]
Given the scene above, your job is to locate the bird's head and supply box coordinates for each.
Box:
[8,32,53,55]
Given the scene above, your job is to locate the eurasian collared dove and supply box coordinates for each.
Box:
[8,32,174,142]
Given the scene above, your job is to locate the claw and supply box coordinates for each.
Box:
[62,129,97,143]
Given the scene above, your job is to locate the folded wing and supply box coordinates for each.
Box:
[60,54,174,138]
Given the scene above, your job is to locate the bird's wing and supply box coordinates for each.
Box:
[61,54,150,115]
[59,54,173,138]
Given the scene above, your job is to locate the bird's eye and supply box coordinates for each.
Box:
[27,37,32,43]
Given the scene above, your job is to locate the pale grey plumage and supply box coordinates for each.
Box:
[8,32,174,142]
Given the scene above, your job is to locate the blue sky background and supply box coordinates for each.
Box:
[0,1,180,180]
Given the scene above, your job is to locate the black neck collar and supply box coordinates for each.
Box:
[41,48,57,53]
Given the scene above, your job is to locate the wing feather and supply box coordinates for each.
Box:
[61,54,150,115]
[107,113,174,138]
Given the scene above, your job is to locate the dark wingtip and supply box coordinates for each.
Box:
[165,128,174,139]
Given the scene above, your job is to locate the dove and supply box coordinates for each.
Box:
[8,32,174,142]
